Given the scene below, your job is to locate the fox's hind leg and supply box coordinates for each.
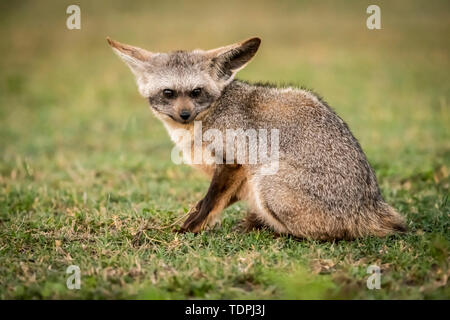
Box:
[249,171,344,240]
[249,162,406,240]
[247,175,291,236]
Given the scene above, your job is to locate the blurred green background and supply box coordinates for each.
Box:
[0,0,448,299]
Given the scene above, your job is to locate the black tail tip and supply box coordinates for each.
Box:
[393,223,408,233]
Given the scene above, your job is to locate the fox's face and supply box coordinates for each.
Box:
[107,37,260,124]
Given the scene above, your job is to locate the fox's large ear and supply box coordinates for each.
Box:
[106,37,153,76]
[207,37,261,82]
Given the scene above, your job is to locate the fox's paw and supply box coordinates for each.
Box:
[179,200,207,233]
[180,215,205,233]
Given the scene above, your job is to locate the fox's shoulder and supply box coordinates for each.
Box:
[218,80,330,118]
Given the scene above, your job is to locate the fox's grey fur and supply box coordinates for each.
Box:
[107,36,406,240]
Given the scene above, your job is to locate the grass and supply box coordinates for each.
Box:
[0,0,449,299]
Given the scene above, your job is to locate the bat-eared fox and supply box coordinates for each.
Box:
[107,36,406,240]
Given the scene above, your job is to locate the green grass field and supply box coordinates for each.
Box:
[0,0,448,299]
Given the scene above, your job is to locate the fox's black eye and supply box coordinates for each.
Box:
[190,88,202,98]
[163,89,174,98]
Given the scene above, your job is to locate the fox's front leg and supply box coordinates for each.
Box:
[180,164,244,233]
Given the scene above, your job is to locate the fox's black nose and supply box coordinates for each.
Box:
[179,110,191,120]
